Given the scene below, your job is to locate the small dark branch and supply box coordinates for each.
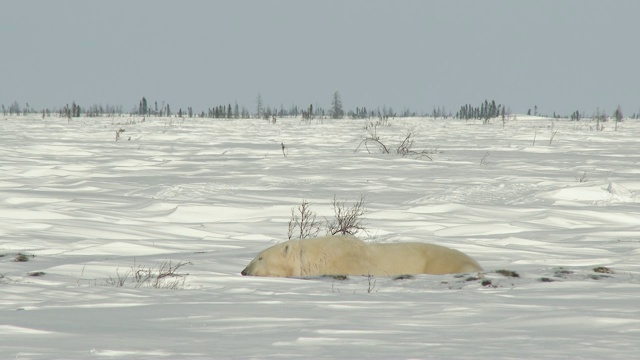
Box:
[367,274,377,293]
[576,171,588,183]
[368,138,390,154]
[115,128,126,141]
[480,152,490,166]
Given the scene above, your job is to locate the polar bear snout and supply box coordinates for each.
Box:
[241,264,254,276]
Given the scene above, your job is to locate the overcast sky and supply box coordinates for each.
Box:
[2,0,638,115]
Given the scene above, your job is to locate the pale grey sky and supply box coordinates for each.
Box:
[2,0,638,115]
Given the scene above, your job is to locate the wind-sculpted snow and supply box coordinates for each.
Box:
[1,115,639,359]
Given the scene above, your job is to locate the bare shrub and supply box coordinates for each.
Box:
[576,171,588,183]
[133,260,191,289]
[105,260,191,289]
[326,195,367,236]
[396,132,434,160]
[1,272,14,285]
[288,196,368,238]
[105,268,131,287]
[356,123,433,160]
[356,120,390,154]
[288,199,321,239]
[396,132,415,157]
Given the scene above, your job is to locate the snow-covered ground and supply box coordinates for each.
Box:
[1,114,639,359]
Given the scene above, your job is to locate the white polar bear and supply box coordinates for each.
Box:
[241,234,482,277]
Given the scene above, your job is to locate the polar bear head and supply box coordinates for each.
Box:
[241,240,302,277]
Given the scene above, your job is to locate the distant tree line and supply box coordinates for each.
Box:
[1,100,125,118]
[2,94,639,121]
[85,104,124,117]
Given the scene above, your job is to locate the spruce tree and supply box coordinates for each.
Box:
[331,91,344,119]
[256,93,264,118]
[139,97,147,115]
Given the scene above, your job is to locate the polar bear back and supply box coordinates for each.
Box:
[298,235,373,276]
[366,242,482,275]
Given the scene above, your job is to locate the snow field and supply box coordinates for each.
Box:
[1,115,639,359]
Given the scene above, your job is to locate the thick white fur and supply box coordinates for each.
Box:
[241,235,482,277]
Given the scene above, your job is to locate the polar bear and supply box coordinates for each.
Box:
[241,234,482,277]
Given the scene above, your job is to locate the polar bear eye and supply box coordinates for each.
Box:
[258,257,263,261]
